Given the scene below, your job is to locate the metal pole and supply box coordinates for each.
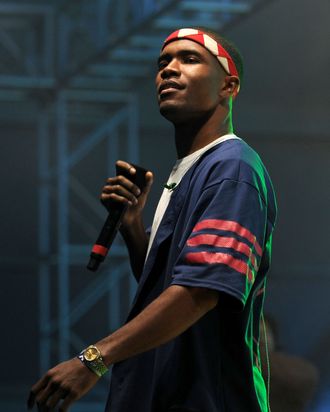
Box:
[57,92,70,361]
[38,108,51,374]
[127,97,139,302]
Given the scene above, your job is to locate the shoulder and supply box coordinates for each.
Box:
[194,138,263,183]
[190,138,276,209]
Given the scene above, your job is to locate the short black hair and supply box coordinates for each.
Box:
[195,27,244,87]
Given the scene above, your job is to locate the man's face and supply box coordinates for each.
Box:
[155,39,225,123]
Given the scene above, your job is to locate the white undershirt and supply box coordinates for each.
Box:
[146,133,241,259]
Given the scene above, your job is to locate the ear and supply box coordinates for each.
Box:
[220,76,240,99]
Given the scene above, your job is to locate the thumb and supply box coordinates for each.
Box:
[142,171,153,196]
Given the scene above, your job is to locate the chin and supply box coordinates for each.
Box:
[159,106,206,126]
[158,101,187,123]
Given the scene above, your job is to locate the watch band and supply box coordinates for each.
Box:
[78,345,108,377]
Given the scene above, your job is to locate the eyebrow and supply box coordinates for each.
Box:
[157,49,205,65]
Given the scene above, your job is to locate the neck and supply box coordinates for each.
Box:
[173,107,233,159]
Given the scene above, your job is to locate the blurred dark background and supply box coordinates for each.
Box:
[0,0,329,411]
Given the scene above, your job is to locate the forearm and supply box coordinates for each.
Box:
[120,217,149,280]
[96,285,219,366]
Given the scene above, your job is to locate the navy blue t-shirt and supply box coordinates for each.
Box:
[105,138,277,412]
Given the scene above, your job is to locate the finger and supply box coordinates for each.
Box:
[101,185,139,205]
[34,380,58,410]
[59,392,78,412]
[28,377,49,409]
[44,388,68,410]
[115,160,136,175]
[104,179,141,198]
[145,171,154,187]
[102,192,137,207]
[105,176,141,197]
[28,391,36,409]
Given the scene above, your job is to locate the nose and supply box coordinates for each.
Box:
[160,58,180,79]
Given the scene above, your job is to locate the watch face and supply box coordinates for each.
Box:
[84,346,99,361]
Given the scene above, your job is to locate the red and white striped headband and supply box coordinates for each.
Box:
[162,28,240,94]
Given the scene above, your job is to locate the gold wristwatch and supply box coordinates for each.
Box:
[78,345,108,377]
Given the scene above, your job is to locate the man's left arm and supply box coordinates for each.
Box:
[28,285,218,412]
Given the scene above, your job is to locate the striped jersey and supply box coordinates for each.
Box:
[106,137,277,412]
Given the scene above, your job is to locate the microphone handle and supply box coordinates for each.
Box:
[87,204,127,271]
[87,163,148,272]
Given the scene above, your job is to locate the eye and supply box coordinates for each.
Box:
[183,55,200,64]
[157,60,168,70]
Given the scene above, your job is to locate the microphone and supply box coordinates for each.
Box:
[87,163,148,272]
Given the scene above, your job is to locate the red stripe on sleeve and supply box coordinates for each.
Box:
[187,234,258,271]
[193,219,262,256]
[185,251,254,282]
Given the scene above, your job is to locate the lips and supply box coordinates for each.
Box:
[158,80,183,95]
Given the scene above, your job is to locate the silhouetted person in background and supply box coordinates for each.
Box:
[260,315,319,412]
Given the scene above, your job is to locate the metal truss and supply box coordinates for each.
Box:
[0,0,273,98]
[0,1,275,410]
[56,0,272,92]
[38,90,139,410]
[0,3,54,88]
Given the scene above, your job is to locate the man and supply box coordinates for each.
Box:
[28,28,277,412]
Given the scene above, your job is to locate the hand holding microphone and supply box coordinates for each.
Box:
[87,161,153,271]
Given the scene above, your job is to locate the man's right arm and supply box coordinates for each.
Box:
[100,160,153,280]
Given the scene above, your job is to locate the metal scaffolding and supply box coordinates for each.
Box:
[0,1,275,409]
[37,89,139,359]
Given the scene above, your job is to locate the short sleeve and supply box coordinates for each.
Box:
[171,179,267,307]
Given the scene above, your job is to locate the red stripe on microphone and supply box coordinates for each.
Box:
[92,244,109,257]
[192,219,262,256]
[187,234,258,271]
[185,251,254,282]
